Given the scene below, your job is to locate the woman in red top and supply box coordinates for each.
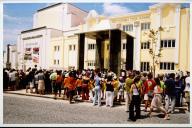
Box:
[75,75,83,98]
[82,72,90,100]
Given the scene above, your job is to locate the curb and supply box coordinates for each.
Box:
[3,91,123,105]
[4,91,54,99]
[3,91,93,103]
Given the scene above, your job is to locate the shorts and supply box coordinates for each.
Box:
[144,94,149,101]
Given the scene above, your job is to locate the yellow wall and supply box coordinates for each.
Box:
[161,5,175,27]
[47,4,190,74]
[179,8,190,72]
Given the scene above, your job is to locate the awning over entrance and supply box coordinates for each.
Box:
[76,28,134,40]
[76,28,135,76]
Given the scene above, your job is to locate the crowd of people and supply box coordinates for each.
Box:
[3,66,190,122]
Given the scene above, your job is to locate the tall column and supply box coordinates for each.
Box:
[78,34,85,70]
[126,35,134,70]
[175,5,180,64]
[156,7,161,55]
[133,22,141,70]
[109,30,121,76]
[95,38,104,70]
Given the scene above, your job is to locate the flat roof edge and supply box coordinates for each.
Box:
[21,26,47,34]
[37,3,63,12]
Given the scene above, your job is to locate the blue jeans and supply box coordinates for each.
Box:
[93,86,101,106]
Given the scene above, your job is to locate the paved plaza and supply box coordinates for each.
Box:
[3,93,190,124]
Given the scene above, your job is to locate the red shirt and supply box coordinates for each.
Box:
[143,79,156,94]
[64,77,76,90]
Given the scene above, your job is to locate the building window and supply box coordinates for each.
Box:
[69,45,72,51]
[141,22,150,30]
[161,40,163,48]
[164,40,167,47]
[54,46,60,51]
[141,42,150,49]
[160,39,176,48]
[168,40,171,47]
[87,61,95,67]
[73,45,76,50]
[88,44,95,50]
[123,24,133,31]
[57,60,59,65]
[123,43,126,50]
[172,40,175,47]
[140,62,150,72]
[54,60,56,65]
[160,62,175,70]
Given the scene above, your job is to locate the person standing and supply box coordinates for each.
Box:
[9,69,16,91]
[3,68,9,90]
[44,71,52,94]
[125,73,134,112]
[75,75,83,98]
[64,72,77,104]
[184,71,190,111]
[143,73,156,112]
[34,71,39,93]
[82,72,90,100]
[56,70,63,97]
[164,73,176,114]
[105,75,114,107]
[118,76,125,104]
[128,76,142,121]
[93,71,102,106]
[49,70,57,95]
[38,70,45,95]
[147,78,170,120]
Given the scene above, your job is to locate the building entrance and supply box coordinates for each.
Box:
[77,29,134,76]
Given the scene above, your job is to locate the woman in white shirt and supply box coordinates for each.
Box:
[128,76,142,121]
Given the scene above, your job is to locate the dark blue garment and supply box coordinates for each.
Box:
[165,78,176,96]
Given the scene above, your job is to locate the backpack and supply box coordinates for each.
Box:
[56,75,63,84]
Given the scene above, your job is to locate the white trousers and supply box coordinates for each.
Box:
[125,92,131,111]
[106,91,114,107]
